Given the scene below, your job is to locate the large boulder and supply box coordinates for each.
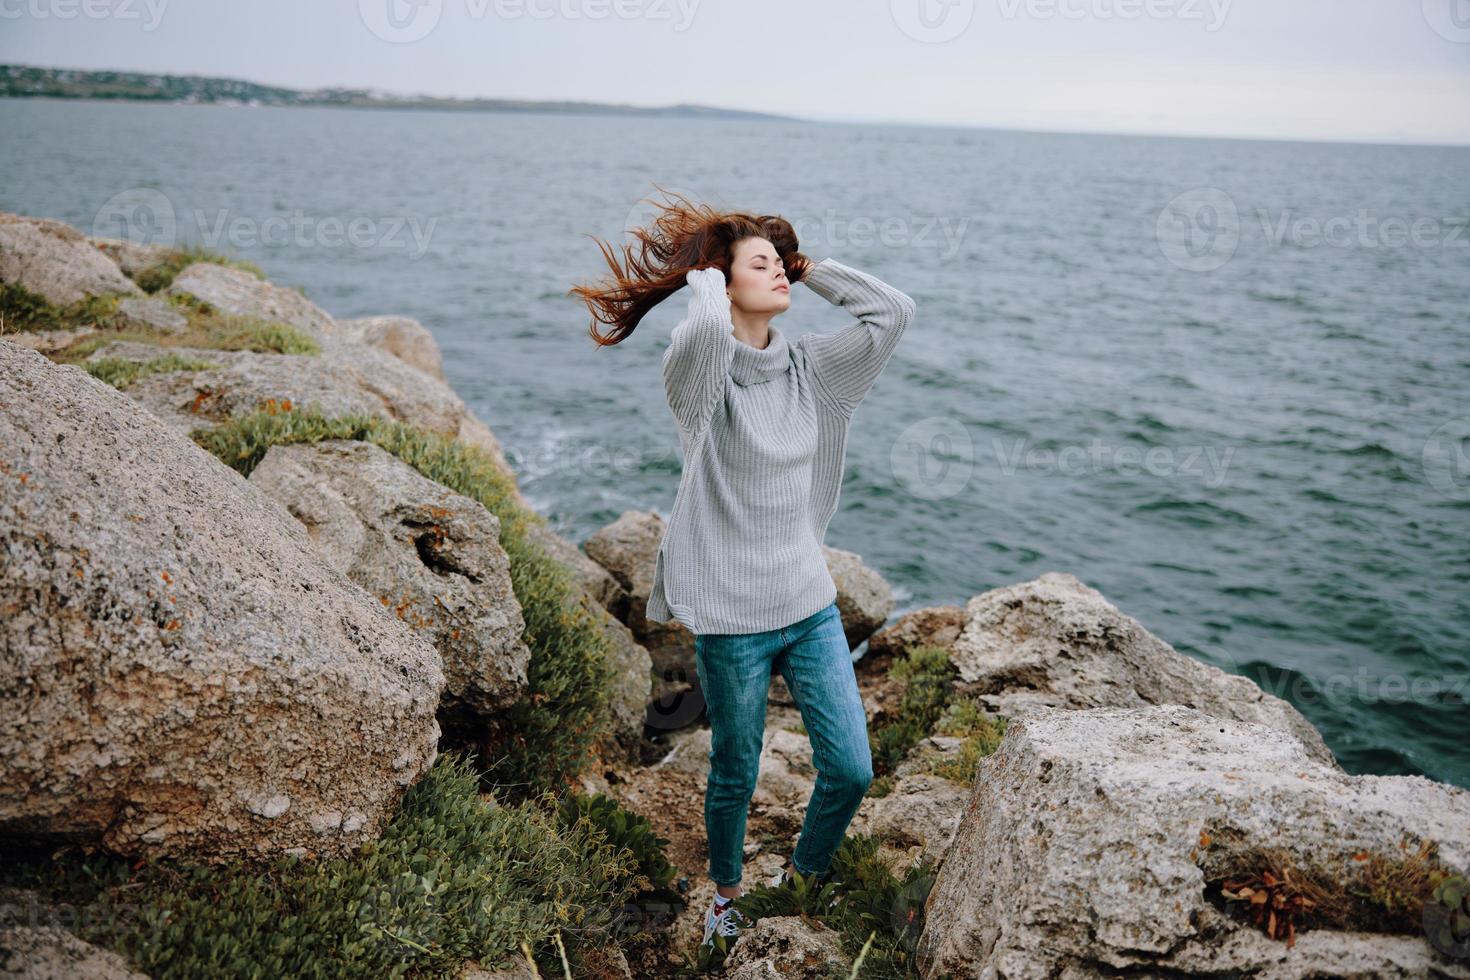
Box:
[87,235,175,282]
[825,544,894,650]
[165,262,338,340]
[0,341,444,861]
[950,572,1339,768]
[248,440,530,724]
[338,315,445,381]
[581,510,691,677]
[0,213,141,306]
[81,339,523,509]
[916,703,1470,979]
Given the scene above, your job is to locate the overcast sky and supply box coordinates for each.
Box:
[3,0,1468,145]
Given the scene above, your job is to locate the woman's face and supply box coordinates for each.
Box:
[725,236,791,316]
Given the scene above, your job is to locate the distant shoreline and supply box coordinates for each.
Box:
[0,63,798,122]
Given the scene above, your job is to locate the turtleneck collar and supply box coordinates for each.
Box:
[728,325,792,386]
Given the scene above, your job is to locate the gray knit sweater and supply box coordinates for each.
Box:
[645,257,917,635]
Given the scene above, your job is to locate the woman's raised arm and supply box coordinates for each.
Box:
[662,266,737,437]
[797,258,917,417]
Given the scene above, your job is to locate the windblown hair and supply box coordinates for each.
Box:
[569,186,811,347]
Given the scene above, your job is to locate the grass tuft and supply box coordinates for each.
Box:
[84,352,221,389]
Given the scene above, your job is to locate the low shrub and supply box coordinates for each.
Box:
[2,753,643,979]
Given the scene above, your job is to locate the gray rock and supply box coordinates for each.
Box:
[916,703,1470,979]
[0,926,147,979]
[570,589,655,760]
[521,520,626,617]
[248,440,530,719]
[338,315,445,381]
[81,337,528,515]
[85,337,506,471]
[87,235,175,281]
[0,342,443,861]
[824,544,893,650]
[0,213,140,306]
[861,604,966,673]
[165,262,338,340]
[951,572,1340,768]
[724,915,851,979]
[0,326,98,356]
[582,510,692,678]
[112,296,187,334]
[862,773,970,871]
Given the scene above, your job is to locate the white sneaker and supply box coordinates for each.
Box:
[701,897,752,950]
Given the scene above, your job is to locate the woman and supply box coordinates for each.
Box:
[570,191,916,949]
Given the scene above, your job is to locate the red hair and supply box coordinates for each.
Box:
[569,185,811,347]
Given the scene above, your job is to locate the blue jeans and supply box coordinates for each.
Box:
[693,599,874,887]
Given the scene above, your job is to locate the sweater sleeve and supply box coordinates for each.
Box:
[662,266,737,437]
[797,257,917,417]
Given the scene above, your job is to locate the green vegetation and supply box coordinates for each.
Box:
[3,281,316,356]
[56,309,317,362]
[192,404,618,798]
[0,282,124,333]
[691,832,939,978]
[2,753,668,979]
[924,697,1008,784]
[866,645,957,797]
[129,245,265,293]
[84,352,221,389]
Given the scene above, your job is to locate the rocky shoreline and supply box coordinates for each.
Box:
[2,209,1467,978]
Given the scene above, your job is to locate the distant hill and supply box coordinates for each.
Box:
[0,64,797,121]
